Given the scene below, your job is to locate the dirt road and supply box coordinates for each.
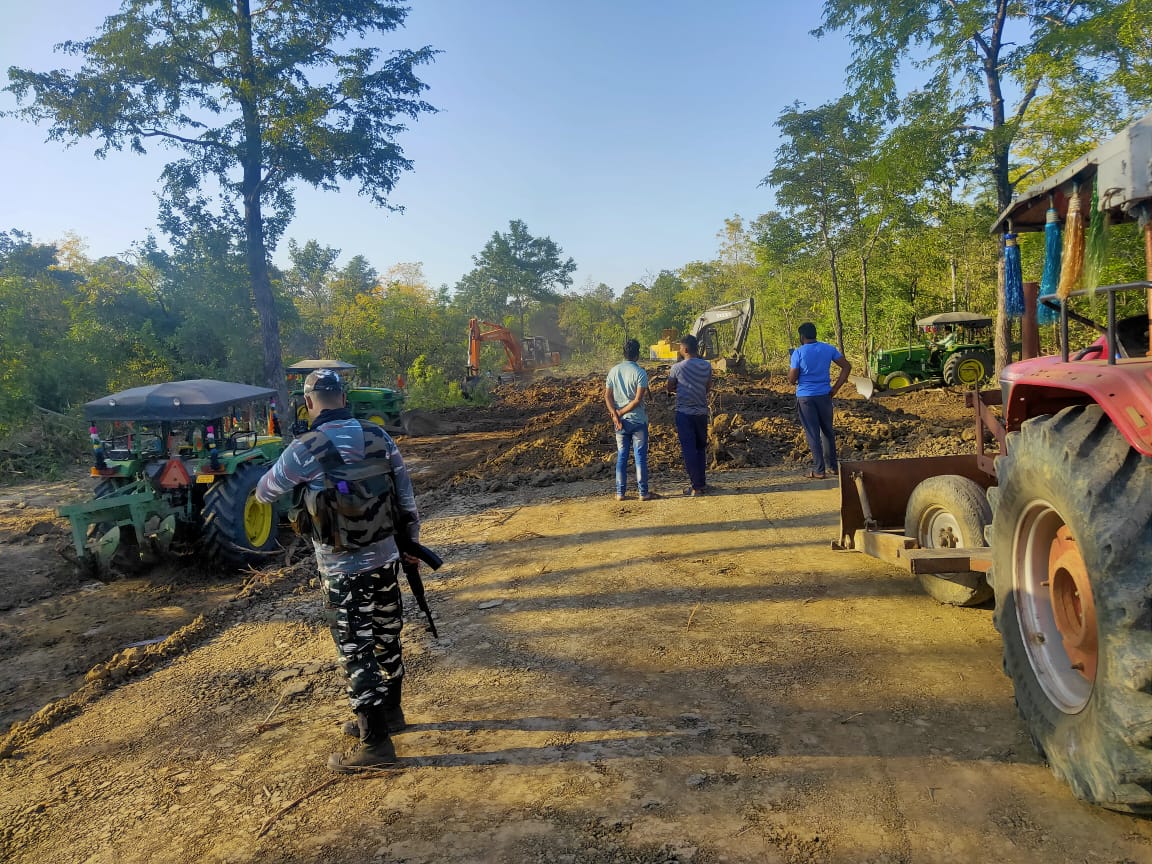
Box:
[3,468,1150,863]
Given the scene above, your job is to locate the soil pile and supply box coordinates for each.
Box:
[404,372,978,507]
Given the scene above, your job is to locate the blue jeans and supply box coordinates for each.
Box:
[615,420,649,496]
[797,395,838,475]
[674,411,708,491]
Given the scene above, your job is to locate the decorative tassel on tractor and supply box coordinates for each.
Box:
[1004,231,1025,318]
[1084,177,1110,294]
[1038,200,1061,325]
[1058,183,1085,299]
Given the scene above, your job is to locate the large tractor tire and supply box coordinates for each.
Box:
[989,405,1152,812]
[882,370,916,391]
[201,461,281,569]
[904,475,994,606]
[943,348,993,387]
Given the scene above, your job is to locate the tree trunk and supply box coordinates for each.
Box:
[828,247,845,354]
[950,256,958,311]
[995,253,1011,371]
[979,0,1015,374]
[237,0,289,432]
[860,256,869,363]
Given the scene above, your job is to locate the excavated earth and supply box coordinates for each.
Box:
[1,374,1150,864]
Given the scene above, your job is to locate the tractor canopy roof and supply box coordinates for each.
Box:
[84,379,276,422]
[285,359,357,374]
[915,311,993,328]
[992,111,1152,233]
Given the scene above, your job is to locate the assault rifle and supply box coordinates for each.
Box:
[395,533,441,639]
[287,486,441,638]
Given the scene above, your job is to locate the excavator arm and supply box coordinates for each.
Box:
[690,298,755,372]
[467,318,524,376]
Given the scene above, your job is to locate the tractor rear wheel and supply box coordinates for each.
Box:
[201,462,281,568]
[882,370,915,391]
[943,349,993,387]
[904,475,994,606]
[989,405,1152,812]
[364,412,397,429]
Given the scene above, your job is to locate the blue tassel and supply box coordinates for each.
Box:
[1038,209,1061,324]
[1004,233,1025,318]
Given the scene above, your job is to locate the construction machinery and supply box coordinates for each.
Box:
[285,359,406,433]
[466,318,561,383]
[57,379,287,574]
[647,298,755,371]
[648,328,681,363]
[866,310,995,393]
[835,112,1152,813]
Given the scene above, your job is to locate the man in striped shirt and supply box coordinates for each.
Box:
[666,334,713,496]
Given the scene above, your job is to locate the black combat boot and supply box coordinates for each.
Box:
[383,679,407,732]
[343,680,406,737]
[328,705,397,773]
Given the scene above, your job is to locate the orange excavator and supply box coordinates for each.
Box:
[466,318,560,383]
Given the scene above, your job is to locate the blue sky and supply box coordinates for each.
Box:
[1,1,857,293]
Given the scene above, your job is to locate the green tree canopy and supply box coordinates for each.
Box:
[454,219,577,337]
[6,0,437,417]
[816,0,1152,367]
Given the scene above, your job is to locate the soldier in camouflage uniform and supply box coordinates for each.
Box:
[255,369,421,772]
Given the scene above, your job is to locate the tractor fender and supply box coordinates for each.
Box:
[1002,356,1152,456]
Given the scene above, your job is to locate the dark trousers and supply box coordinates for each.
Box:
[322,562,404,712]
[797,395,838,475]
[674,411,709,491]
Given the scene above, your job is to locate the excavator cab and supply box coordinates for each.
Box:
[690,298,755,373]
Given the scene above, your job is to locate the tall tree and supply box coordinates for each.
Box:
[455,220,576,337]
[816,0,1150,368]
[765,98,873,353]
[7,0,436,417]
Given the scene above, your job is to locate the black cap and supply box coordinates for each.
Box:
[303,369,345,394]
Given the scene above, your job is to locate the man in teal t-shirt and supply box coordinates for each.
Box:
[788,322,851,479]
[605,339,652,501]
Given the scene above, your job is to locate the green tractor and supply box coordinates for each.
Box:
[870,311,995,392]
[57,380,288,574]
[286,359,406,434]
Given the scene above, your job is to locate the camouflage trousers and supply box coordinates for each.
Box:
[322,562,404,711]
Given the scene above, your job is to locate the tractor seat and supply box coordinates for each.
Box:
[1116,315,1149,358]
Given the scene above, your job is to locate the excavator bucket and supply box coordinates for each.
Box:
[850,375,875,400]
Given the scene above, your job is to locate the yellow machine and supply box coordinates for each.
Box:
[648,328,681,362]
[647,298,756,371]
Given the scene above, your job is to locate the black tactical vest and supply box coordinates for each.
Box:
[295,421,397,551]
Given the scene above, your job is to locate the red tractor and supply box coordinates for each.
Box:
[838,113,1152,812]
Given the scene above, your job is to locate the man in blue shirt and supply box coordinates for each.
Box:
[788,322,851,479]
[604,338,652,501]
[667,334,713,496]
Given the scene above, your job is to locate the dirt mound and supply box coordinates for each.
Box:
[401,373,979,508]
